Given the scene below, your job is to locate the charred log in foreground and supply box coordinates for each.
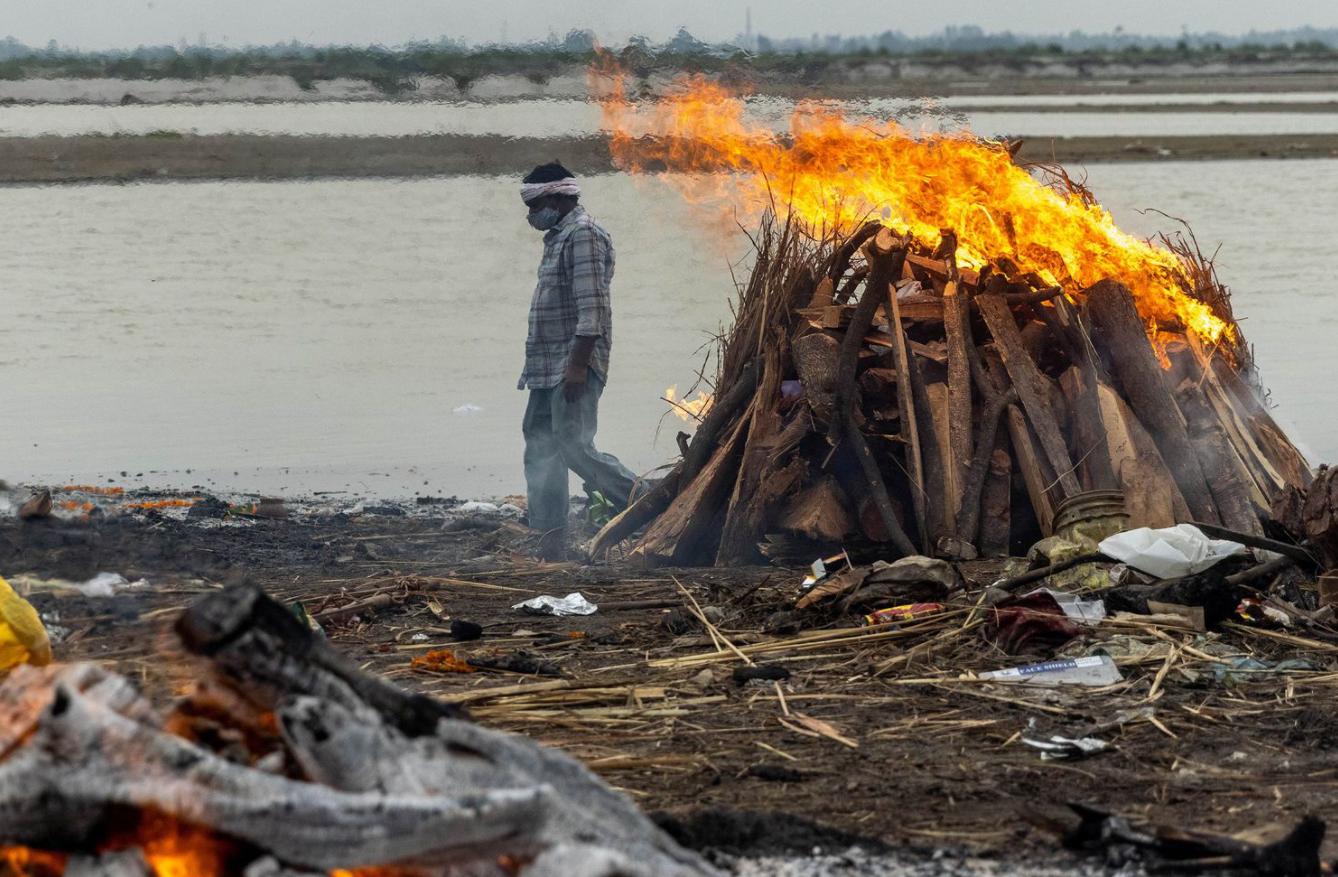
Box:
[0,587,718,877]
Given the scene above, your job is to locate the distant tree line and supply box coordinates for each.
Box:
[3,25,1338,90]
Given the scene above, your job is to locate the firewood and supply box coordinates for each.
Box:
[0,665,548,871]
[793,331,841,425]
[976,293,1082,500]
[1087,279,1224,524]
[807,276,835,309]
[1058,366,1118,491]
[822,229,917,557]
[589,359,760,558]
[717,338,789,564]
[926,382,958,526]
[176,580,464,736]
[907,347,948,549]
[827,220,881,284]
[637,412,751,567]
[1004,399,1056,537]
[776,477,855,542]
[952,384,1018,553]
[65,850,151,877]
[1185,332,1312,497]
[1095,383,1186,528]
[980,442,1013,557]
[177,588,717,876]
[1176,378,1266,536]
[942,276,974,519]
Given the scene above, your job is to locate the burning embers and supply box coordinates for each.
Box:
[0,586,717,877]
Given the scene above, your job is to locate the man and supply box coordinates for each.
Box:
[517,162,637,560]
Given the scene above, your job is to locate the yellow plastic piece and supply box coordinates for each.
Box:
[0,575,52,670]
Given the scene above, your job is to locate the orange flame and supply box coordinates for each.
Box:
[664,385,714,422]
[600,76,1230,346]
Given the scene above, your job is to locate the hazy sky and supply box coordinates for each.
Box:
[4,0,1338,50]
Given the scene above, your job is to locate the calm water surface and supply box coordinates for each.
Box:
[2,162,1335,497]
[5,98,1338,139]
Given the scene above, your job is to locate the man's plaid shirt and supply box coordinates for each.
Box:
[517,205,615,390]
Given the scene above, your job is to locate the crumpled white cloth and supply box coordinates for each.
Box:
[1098,523,1245,579]
[521,179,581,203]
[512,592,598,616]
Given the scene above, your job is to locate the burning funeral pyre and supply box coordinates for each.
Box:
[589,77,1312,567]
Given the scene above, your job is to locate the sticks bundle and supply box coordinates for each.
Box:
[595,216,1313,567]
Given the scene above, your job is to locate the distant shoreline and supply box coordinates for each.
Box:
[5,68,1338,106]
[1,132,1335,184]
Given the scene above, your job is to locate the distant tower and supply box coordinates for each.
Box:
[745,7,753,51]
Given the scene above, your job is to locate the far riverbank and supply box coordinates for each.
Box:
[3,131,1337,184]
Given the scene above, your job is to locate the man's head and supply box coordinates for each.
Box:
[521,162,580,231]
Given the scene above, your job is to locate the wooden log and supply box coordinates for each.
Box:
[1095,382,1186,528]
[178,588,716,876]
[1176,378,1265,536]
[885,284,928,547]
[775,476,855,542]
[1004,398,1055,537]
[976,293,1082,500]
[807,275,835,309]
[828,221,882,284]
[1186,332,1312,495]
[1086,279,1221,524]
[636,411,751,567]
[842,414,917,558]
[793,331,840,425]
[1058,366,1119,491]
[0,666,548,871]
[942,277,973,519]
[589,359,759,557]
[828,229,906,445]
[907,349,948,549]
[980,442,1013,557]
[717,338,788,565]
[952,385,1018,552]
[176,583,465,736]
[926,382,958,527]
[1299,467,1338,569]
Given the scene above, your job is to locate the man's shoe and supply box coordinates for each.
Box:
[535,529,568,562]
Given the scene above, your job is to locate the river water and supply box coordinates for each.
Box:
[1,158,1334,498]
[4,97,1338,139]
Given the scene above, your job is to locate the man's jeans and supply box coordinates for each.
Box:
[522,372,637,534]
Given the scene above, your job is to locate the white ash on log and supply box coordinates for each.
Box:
[0,586,719,877]
[591,214,1312,567]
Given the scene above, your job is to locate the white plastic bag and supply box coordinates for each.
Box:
[1098,524,1244,579]
[512,592,598,617]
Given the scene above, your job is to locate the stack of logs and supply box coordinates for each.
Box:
[594,223,1313,567]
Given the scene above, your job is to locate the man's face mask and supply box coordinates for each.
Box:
[527,206,561,231]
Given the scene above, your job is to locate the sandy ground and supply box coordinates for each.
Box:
[1,491,1334,873]
[1,131,1335,185]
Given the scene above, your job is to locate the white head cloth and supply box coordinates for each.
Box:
[521,179,581,203]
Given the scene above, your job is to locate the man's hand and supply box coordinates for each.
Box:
[562,363,588,403]
[563,335,598,404]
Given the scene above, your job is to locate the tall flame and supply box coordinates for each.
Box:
[600,76,1229,346]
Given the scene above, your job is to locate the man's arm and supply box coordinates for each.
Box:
[564,226,611,402]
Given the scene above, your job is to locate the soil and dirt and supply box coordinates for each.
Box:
[2,131,1336,186]
[1,490,1333,872]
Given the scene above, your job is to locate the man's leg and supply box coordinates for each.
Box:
[522,387,570,536]
[552,373,638,509]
